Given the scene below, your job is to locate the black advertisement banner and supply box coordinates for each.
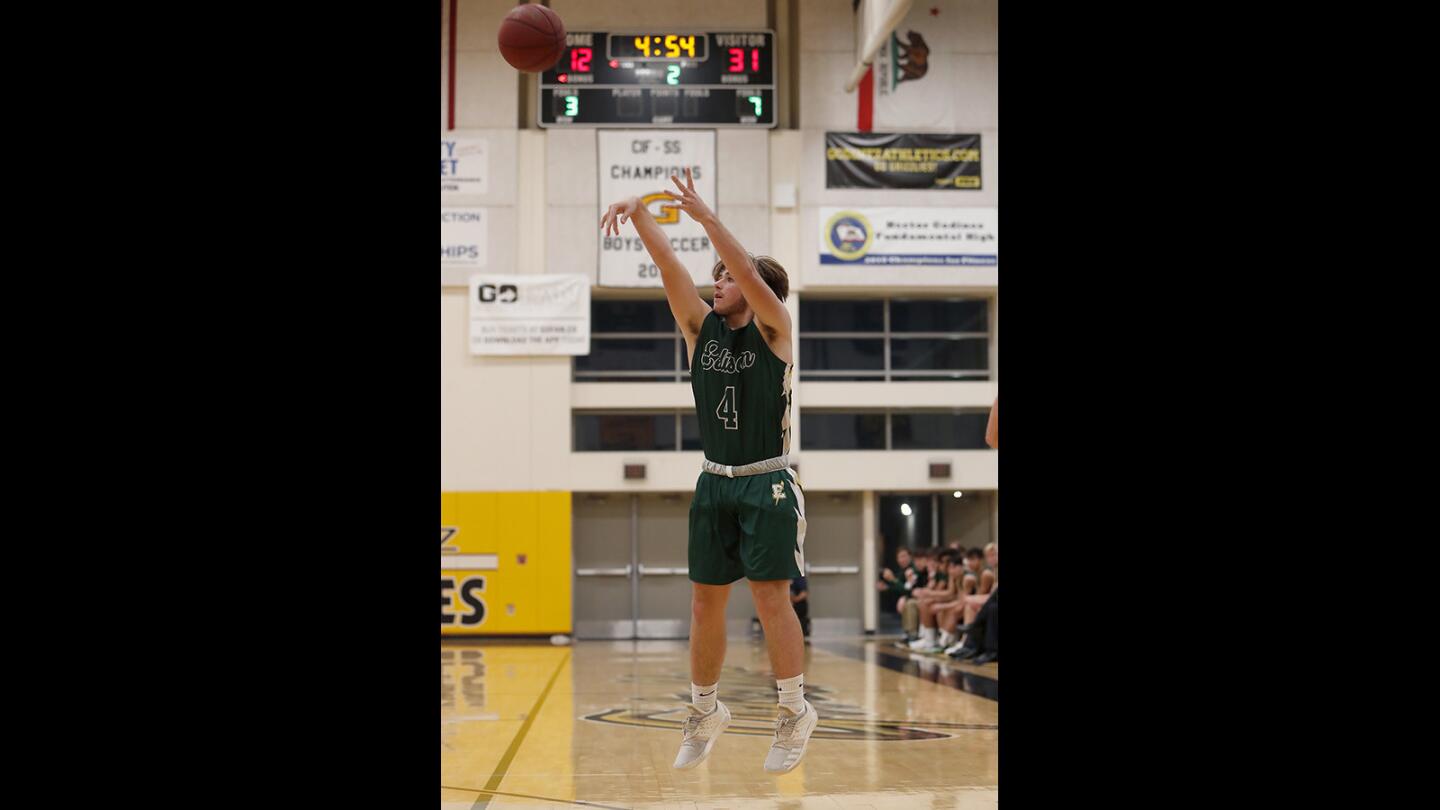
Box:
[824,132,981,190]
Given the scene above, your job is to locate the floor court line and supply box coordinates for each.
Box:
[470,649,572,810]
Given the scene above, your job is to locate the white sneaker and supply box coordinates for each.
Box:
[907,635,935,650]
[938,631,956,649]
[943,640,967,656]
[672,701,731,770]
[764,699,818,774]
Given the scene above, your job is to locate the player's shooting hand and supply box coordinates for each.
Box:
[664,167,715,224]
[600,197,642,237]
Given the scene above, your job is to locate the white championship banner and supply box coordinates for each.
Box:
[468,274,590,356]
[819,207,997,267]
[598,130,716,288]
[442,208,487,270]
[441,137,488,197]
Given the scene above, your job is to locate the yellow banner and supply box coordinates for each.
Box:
[441,491,572,635]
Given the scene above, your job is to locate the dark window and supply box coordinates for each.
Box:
[890,299,987,333]
[680,414,702,450]
[890,337,989,371]
[799,297,992,382]
[592,299,675,333]
[799,299,884,332]
[574,339,677,373]
[891,411,990,450]
[578,299,687,381]
[800,338,885,371]
[574,414,677,451]
[800,412,886,450]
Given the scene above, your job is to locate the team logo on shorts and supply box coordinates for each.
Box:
[772,483,786,504]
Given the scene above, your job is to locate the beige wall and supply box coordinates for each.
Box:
[442,0,999,500]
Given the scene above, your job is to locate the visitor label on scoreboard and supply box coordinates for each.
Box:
[442,208,487,270]
[468,274,590,356]
[441,137,488,196]
[818,207,997,266]
[825,132,981,189]
[597,130,716,287]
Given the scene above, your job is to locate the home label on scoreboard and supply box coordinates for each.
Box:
[538,31,777,128]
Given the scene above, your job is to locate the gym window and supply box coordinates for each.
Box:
[799,298,990,382]
[574,411,701,452]
[801,409,992,450]
[574,299,692,383]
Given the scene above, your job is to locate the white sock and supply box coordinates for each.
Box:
[920,626,936,643]
[691,681,718,713]
[776,674,805,715]
[939,631,956,648]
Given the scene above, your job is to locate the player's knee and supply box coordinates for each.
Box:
[691,584,728,617]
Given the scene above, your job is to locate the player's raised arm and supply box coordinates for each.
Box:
[985,398,998,449]
[601,196,711,345]
[665,168,791,342]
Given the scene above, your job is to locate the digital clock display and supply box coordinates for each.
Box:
[539,31,776,128]
[609,34,709,61]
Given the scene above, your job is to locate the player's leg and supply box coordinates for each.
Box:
[675,474,743,770]
[690,582,730,689]
[750,578,804,679]
[738,470,818,773]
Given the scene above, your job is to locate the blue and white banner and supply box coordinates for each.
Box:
[442,208,487,271]
[818,207,997,267]
[441,137,488,197]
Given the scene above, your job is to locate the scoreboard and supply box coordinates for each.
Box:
[538,31,776,128]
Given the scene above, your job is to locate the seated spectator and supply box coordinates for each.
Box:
[949,585,998,664]
[876,546,918,630]
[907,552,967,652]
[958,547,996,596]
[944,539,1002,651]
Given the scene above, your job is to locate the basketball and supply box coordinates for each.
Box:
[497,4,566,73]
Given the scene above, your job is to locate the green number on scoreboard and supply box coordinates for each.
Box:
[748,95,762,116]
[564,96,579,117]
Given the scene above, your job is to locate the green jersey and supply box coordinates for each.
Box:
[689,312,792,465]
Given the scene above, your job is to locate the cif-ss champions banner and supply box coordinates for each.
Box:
[598,130,716,288]
[825,132,980,189]
[820,207,996,266]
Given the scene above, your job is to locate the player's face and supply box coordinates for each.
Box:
[896,549,911,567]
[712,272,745,315]
[986,547,998,568]
[967,556,982,572]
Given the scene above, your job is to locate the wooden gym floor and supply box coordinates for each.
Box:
[442,637,998,809]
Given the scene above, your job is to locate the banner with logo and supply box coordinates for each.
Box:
[598,130,716,287]
[468,274,590,356]
[441,136,488,197]
[819,207,997,266]
[873,0,977,131]
[826,132,980,189]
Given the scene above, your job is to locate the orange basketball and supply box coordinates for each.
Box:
[497,4,566,73]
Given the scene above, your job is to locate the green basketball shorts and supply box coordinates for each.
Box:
[688,466,807,585]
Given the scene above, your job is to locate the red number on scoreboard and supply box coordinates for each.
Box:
[728,48,743,72]
[752,49,760,73]
[571,47,592,72]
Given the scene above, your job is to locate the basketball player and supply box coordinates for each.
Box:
[600,168,817,774]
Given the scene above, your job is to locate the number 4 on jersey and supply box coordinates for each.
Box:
[716,385,739,430]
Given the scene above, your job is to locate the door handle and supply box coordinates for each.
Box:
[576,564,633,577]
[638,565,690,576]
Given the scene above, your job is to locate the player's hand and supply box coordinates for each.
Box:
[875,581,888,591]
[882,569,896,582]
[600,197,641,237]
[664,167,715,224]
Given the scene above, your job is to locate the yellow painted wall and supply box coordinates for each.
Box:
[441,491,572,635]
